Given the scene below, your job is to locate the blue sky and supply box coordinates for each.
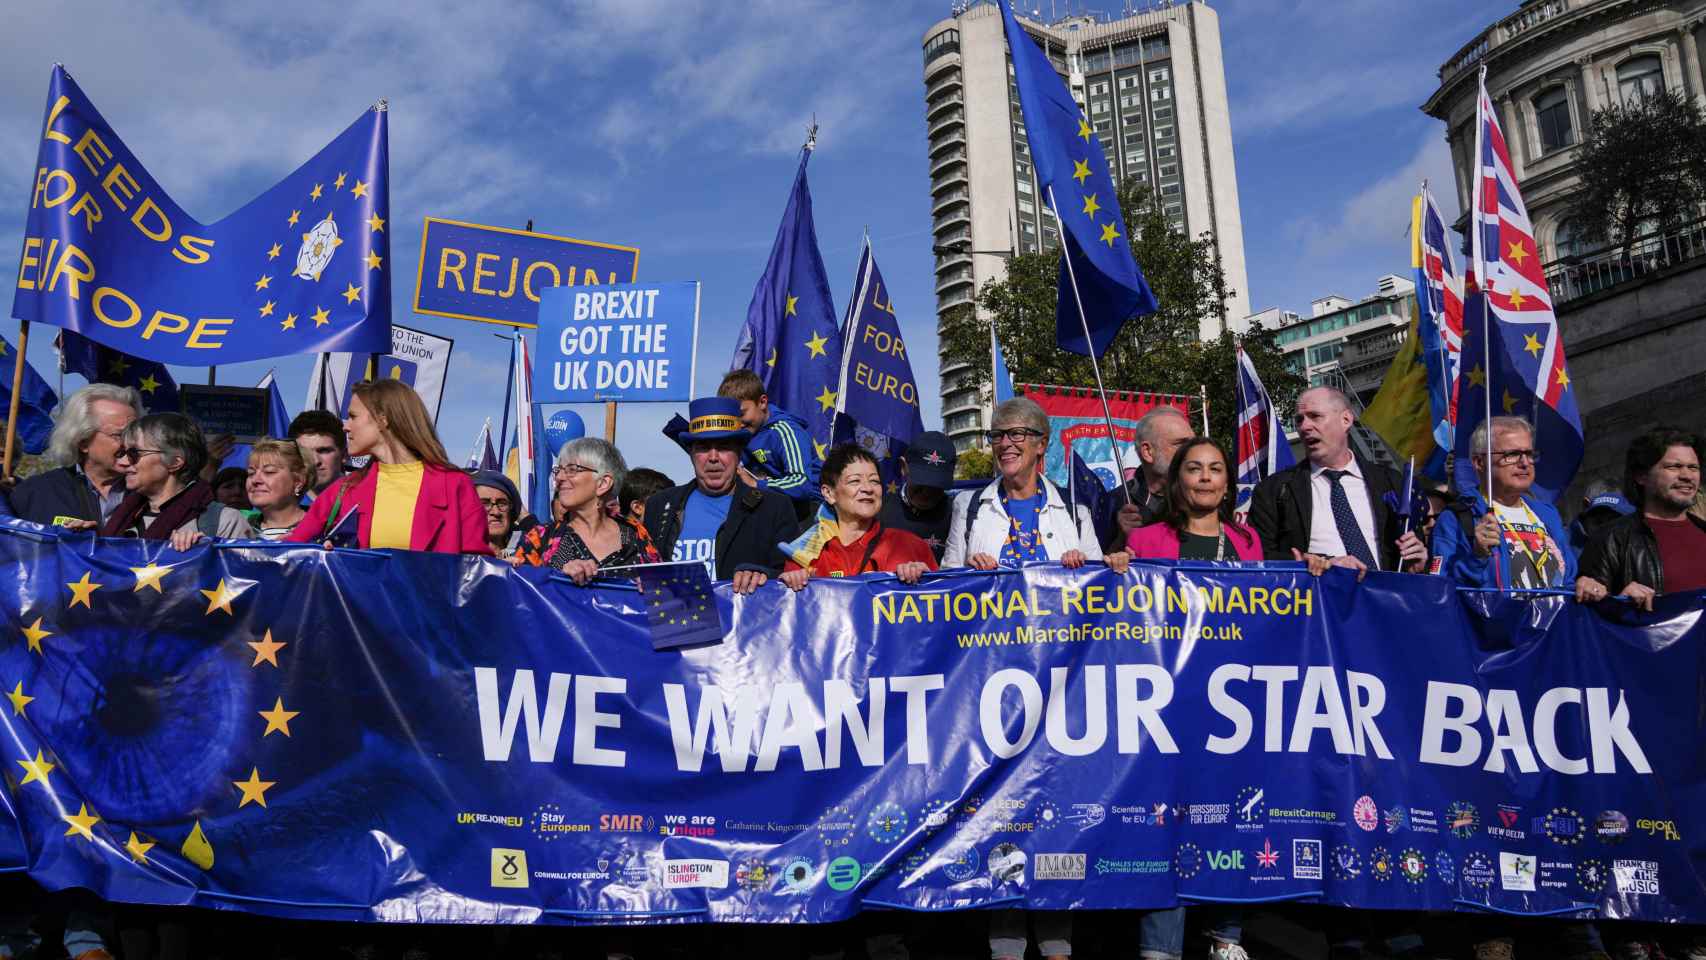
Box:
[0,0,1494,483]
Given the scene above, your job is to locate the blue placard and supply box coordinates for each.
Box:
[533,281,700,403]
[412,217,640,329]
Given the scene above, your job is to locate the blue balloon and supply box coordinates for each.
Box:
[542,409,586,456]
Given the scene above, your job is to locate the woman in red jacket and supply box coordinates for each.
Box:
[779,444,936,588]
[287,379,491,555]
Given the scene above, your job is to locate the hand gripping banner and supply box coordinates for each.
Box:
[1,519,1702,925]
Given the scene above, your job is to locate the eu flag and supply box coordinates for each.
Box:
[732,148,841,444]
[60,329,179,413]
[12,66,391,365]
[0,334,57,456]
[996,0,1157,356]
[832,241,922,449]
[630,561,728,650]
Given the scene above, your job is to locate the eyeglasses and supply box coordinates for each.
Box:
[115,447,163,464]
[984,427,1045,445]
[1489,449,1538,465]
[553,463,597,478]
[478,497,512,513]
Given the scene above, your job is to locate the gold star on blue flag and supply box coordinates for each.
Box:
[12,66,391,365]
[995,0,1158,357]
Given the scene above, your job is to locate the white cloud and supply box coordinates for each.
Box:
[1299,132,1457,259]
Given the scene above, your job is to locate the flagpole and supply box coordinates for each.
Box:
[1046,184,1133,507]
[1199,383,1210,436]
[1473,66,1500,590]
[2,320,29,479]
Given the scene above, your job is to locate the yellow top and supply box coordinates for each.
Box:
[370,461,425,550]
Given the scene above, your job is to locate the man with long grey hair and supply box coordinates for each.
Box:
[9,382,144,528]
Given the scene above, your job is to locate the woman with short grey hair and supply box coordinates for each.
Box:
[512,437,658,582]
[99,413,254,546]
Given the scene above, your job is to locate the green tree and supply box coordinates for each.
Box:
[1568,89,1706,252]
[938,179,1303,441]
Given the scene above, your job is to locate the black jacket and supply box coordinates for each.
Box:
[1247,453,1407,568]
[644,481,799,580]
[8,466,106,528]
[1578,512,1706,594]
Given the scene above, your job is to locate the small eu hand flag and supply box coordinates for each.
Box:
[622,561,727,651]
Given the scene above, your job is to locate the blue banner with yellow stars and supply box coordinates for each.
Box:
[10,66,391,366]
[732,149,840,445]
[996,0,1157,357]
[2,518,1705,925]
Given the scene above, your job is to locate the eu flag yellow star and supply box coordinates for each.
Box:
[259,698,299,737]
[255,274,272,292]
[63,804,99,841]
[130,562,172,593]
[1467,364,1486,388]
[22,617,51,655]
[813,439,827,461]
[125,831,155,863]
[1081,193,1100,218]
[1556,367,1571,389]
[7,682,32,717]
[312,306,331,327]
[342,283,363,305]
[365,251,383,271]
[267,243,281,260]
[804,331,829,358]
[765,347,777,369]
[248,630,286,667]
[1099,222,1121,247]
[66,572,102,608]
[815,385,837,412]
[309,183,323,202]
[281,313,298,331]
[234,768,276,808]
[138,374,160,395]
[367,213,385,233]
[1502,389,1519,414]
[200,578,241,616]
[334,172,347,189]
[260,300,276,318]
[351,179,369,199]
[1507,288,1527,309]
[1506,240,1529,266]
[1523,332,1542,356]
[287,210,300,227]
[108,356,129,377]
[1077,117,1092,141]
[1072,159,1091,185]
[785,294,799,316]
[17,749,54,787]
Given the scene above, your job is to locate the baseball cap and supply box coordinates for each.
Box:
[903,431,957,488]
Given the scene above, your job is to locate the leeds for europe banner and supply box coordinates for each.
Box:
[11,66,391,365]
[1,519,1702,925]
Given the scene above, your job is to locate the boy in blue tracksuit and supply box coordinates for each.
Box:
[718,369,823,520]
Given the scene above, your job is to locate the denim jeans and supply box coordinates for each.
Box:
[1138,906,1245,959]
[990,909,1071,958]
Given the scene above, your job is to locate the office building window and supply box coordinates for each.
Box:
[1019,198,1035,215]
[1160,183,1181,196]
[1163,202,1182,216]
[1094,119,1112,132]
[1155,125,1175,140]
[1119,75,1141,90]
[1152,106,1173,121]
[1120,94,1141,109]
[1151,85,1171,102]
[1123,112,1143,127]
[1156,144,1176,159]
[1149,66,1171,84]
[924,30,959,64]
[1159,163,1178,178]
[1091,100,1109,115]
[1017,177,1033,195]
[1089,81,1109,95]
[1617,54,1664,105]
[1534,87,1574,153]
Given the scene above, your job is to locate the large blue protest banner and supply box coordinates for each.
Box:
[1,518,1702,925]
[533,282,699,403]
[12,67,391,364]
[413,218,641,329]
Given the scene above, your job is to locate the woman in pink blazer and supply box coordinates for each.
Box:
[1125,437,1263,561]
[287,379,492,556]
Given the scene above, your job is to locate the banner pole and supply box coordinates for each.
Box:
[1046,185,1132,508]
[604,401,617,443]
[207,366,217,386]
[1199,383,1210,436]
[2,320,29,480]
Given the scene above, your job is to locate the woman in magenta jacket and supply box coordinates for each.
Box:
[1125,436,1263,562]
[287,379,491,555]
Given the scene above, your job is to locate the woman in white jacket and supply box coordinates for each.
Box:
[942,397,1129,574]
[941,397,1127,960]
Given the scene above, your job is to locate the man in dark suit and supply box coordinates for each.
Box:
[1248,386,1428,575]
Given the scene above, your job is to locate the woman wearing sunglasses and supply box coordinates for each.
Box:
[100,413,255,546]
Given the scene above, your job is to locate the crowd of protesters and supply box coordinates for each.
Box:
[0,372,1702,960]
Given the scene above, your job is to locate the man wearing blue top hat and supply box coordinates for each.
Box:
[645,397,801,594]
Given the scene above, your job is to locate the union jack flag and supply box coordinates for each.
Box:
[1413,184,1464,448]
[1456,68,1583,501]
[1234,345,1294,509]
